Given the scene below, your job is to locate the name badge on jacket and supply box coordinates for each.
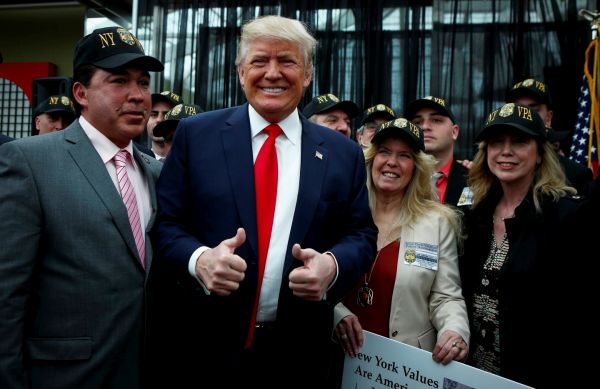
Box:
[404,242,438,270]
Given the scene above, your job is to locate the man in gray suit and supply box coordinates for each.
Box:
[0,26,163,388]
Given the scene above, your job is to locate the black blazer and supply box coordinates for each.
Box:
[459,183,599,388]
[444,159,469,206]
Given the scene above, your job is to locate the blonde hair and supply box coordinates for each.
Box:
[364,139,463,245]
[235,15,316,77]
[468,139,577,212]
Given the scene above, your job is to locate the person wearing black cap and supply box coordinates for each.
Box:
[333,117,469,378]
[506,78,593,194]
[152,103,201,159]
[147,90,183,159]
[0,26,164,388]
[302,92,360,137]
[33,94,76,135]
[458,103,599,388]
[356,103,396,151]
[406,96,470,206]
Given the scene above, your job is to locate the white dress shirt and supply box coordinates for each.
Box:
[249,106,301,322]
[79,116,152,232]
[188,106,301,322]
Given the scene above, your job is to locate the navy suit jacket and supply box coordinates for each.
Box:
[150,104,376,383]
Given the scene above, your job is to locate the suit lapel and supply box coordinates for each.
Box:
[221,105,259,259]
[64,124,144,270]
[133,147,158,271]
[285,119,327,272]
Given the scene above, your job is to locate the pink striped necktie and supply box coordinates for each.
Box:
[113,150,145,267]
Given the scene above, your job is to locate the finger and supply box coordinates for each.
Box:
[337,328,353,356]
[442,346,462,365]
[222,228,246,250]
[292,243,314,264]
[347,329,360,357]
[288,266,310,284]
[291,289,321,301]
[228,255,247,273]
[213,278,243,292]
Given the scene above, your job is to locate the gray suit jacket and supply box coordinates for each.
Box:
[0,122,161,389]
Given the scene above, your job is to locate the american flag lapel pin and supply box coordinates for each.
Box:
[315,151,323,160]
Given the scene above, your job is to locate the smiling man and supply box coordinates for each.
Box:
[150,15,376,388]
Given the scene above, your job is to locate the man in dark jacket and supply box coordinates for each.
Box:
[406,96,470,205]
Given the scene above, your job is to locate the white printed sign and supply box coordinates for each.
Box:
[342,331,533,389]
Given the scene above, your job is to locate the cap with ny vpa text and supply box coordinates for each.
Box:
[73,26,163,72]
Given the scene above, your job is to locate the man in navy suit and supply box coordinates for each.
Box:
[150,15,377,387]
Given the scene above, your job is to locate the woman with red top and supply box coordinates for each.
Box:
[333,118,469,366]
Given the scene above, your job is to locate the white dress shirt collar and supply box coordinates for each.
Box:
[248,105,301,145]
[78,116,135,164]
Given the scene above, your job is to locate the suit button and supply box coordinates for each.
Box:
[392,331,398,337]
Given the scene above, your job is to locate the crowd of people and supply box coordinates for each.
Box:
[0,15,598,389]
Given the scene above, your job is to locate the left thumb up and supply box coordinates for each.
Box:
[292,243,315,267]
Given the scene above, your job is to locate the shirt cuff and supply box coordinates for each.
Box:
[188,246,211,295]
[323,251,339,300]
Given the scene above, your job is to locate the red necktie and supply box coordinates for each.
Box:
[245,123,282,348]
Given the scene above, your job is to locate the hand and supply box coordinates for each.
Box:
[195,228,247,296]
[335,314,364,357]
[288,244,336,301]
[456,159,473,170]
[432,330,469,365]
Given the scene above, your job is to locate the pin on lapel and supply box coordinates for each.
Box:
[315,151,323,160]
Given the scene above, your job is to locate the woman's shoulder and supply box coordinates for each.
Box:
[415,203,458,229]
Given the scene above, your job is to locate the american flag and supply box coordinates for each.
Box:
[570,39,598,177]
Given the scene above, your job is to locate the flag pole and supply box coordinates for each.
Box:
[574,10,600,176]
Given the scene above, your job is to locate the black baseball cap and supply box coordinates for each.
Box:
[362,104,396,125]
[506,78,552,107]
[371,118,425,152]
[405,96,456,124]
[33,95,76,119]
[153,103,203,138]
[476,103,546,141]
[73,26,164,72]
[302,93,360,119]
[152,91,183,107]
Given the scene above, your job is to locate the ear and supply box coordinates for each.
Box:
[452,124,460,141]
[545,110,554,127]
[34,115,41,130]
[72,82,88,110]
[237,65,245,89]
[303,68,313,89]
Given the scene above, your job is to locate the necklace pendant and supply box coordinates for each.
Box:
[357,285,374,307]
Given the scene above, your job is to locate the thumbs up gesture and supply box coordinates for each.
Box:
[195,228,247,296]
[288,243,337,301]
